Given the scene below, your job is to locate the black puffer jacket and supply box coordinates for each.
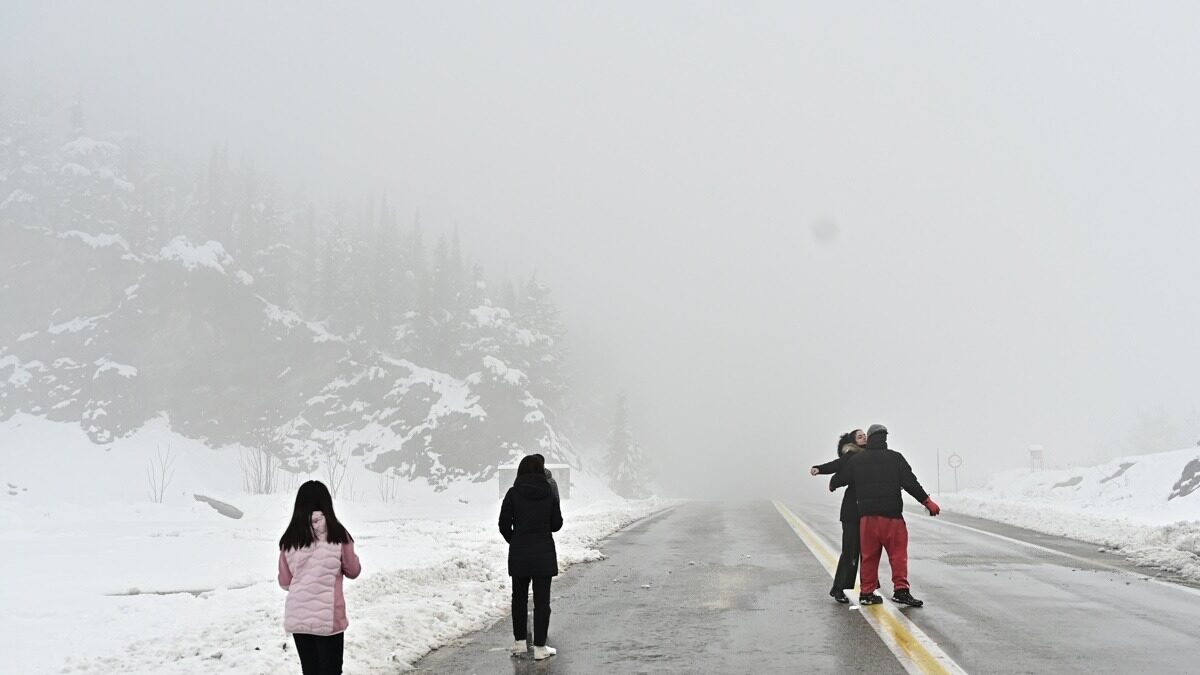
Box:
[499,473,564,577]
[813,443,862,523]
[830,433,929,518]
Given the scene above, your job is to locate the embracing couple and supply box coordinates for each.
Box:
[810,424,940,607]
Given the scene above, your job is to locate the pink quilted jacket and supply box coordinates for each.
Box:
[278,511,362,635]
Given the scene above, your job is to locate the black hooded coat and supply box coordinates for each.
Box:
[830,432,930,518]
[813,443,862,523]
[499,473,564,577]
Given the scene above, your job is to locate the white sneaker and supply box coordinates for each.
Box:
[511,640,528,656]
[533,645,557,660]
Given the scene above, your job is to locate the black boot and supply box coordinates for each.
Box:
[859,592,883,605]
[829,589,849,604]
[892,589,924,607]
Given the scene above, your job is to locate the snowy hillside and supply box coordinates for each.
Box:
[0,108,577,484]
[0,415,667,674]
[940,446,1200,581]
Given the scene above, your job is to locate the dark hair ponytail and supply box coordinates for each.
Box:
[279,480,353,551]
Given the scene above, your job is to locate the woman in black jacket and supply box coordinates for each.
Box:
[810,429,866,603]
[499,454,564,661]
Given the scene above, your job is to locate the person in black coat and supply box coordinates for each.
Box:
[830,424,940,607]
[499,454,564,660]
[810,429,866,603]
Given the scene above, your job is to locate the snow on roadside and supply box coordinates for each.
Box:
[0,414,670,674]
[939,446,1200,582]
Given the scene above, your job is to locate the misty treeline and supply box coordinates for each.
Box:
[1121,406,1200,458]
[0,98,650,493]
[604,393,651,498]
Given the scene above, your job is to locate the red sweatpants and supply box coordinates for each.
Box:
[859,515,909,594]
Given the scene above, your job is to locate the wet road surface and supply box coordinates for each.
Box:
[413,497,1200,674]
[413,501,905,674]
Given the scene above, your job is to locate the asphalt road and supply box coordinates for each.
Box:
[413,495,1200,674]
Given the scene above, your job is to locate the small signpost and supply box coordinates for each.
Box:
[947,453,963,492]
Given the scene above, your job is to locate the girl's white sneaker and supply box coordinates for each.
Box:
[532,645,557,660]
[511,641,528,656]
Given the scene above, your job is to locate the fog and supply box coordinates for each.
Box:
[5,2,1200,496]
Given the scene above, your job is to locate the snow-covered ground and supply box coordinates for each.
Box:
[0,414,670,674]
[939,446,1200,582]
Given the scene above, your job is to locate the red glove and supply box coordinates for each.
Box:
[923,498,941,516]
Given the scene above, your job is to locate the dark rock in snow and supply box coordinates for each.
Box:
[193,494,244,519]
[1168,458,1200,501]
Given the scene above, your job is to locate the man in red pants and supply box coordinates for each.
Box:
[830,424,940,607]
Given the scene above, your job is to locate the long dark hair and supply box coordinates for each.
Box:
[279,480,353,551]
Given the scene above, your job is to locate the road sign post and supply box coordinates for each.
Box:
[947,453,962,492]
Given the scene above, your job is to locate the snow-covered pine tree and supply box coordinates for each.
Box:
[514,276,568,416]
[605,392,650,498]
[301,204,318,314]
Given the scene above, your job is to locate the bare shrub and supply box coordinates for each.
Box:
[377,471,400,503]
[241,448,280,495]
[323,441,353,498]
[146,445,176,504]
[279,469,303,494]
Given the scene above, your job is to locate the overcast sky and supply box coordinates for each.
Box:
[5,1,1200,494]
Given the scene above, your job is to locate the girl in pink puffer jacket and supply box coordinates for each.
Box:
[278,480,361,675]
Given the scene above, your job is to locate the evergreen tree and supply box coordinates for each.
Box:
[371,197,398,344]
[450,225,464,301]
[302,204,318,315]
[605,393,649,498]
[0,99,584,486]
[320,223,338,319]
[515,276,568,415]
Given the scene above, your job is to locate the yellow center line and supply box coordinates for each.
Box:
[772,500,968,675]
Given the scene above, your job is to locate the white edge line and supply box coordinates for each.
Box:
[906,511,1200,599]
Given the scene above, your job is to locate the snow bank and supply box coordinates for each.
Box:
[48,313,109,334]
[61,137,120,157]
[0,187,36,209]
[475,355,527,386]
[940,446,1200,582]
[159,236,236,275]
[261,299,344,343]
[57,229,131,251]
[0,415,670,674]
[468,304,509,326]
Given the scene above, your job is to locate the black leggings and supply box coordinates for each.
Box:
[512,576,552,646]
[293,632,344,675]
[832,518,860,593]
